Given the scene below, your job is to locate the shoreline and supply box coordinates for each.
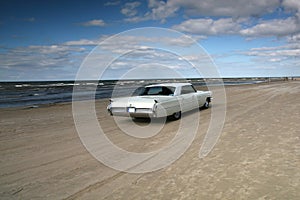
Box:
[1,79,298,110]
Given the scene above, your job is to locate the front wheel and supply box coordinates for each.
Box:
[201,100,210,109]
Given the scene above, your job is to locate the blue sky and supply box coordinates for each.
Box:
[1,0,300,81]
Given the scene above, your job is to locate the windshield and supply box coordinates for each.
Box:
[140,86,175,96]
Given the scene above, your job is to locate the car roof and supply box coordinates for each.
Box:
[146,83,192,88]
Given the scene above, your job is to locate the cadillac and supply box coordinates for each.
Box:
[107,83,212,120]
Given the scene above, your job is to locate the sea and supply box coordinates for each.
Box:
[0,78,270,108]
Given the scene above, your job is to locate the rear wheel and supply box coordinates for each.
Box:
[169,111,181,120]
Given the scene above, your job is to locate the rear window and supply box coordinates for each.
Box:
[140,86,175,96]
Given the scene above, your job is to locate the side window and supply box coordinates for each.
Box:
[181,85,196,94]
[161,86,175,96]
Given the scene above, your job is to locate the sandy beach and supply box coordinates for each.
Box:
[0,81,299,199]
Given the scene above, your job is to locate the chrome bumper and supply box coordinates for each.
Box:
[107,106,156,118]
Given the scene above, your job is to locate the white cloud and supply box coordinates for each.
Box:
[173,18,242,35]
[175,0,280,17]
[250,46,281,51]
[103,48,200,79]
[0,33,201,80]
[146,0,179,22]
[122,0,300,40]
[172,16,300,38]
[23,17,35,22]
[247,49,300,57]
[161,35,198,46]
[0,44,86,80]
[268,58,283,62]
[240,17,300,37]
[236,28,300,65]
[124,0,282,24]
[240,40,300,66]
[172,15,300,38]
[282,0,300,19]
[64,39,100,46]
[125,0,281,23]
[123,0,179,23]
[104,1,120,6]
[123,16,146,23]
[27,45,85,54]
[120,0,300,41]
[121,2,141,17]
[287,33,300,42]
[64,34,198,53]
[250,40,300,51]
[79,19,106,27]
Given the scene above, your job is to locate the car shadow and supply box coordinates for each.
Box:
[130,106,211,125]
[132,117,169,125]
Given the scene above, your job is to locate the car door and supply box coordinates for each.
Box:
[179,85,198,112]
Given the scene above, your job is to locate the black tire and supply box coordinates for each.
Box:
[169,111,181,120]
[201,99,210,109]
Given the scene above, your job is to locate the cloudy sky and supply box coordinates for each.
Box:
[1,0,300,81]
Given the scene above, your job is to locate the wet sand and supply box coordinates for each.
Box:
[0,81,299,199]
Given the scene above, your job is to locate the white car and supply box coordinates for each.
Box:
[107,83,212,120]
